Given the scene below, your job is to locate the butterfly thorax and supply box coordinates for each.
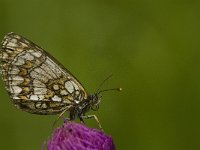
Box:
[69,93,101,120]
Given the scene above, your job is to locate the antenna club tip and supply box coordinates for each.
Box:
[118,88,122,91]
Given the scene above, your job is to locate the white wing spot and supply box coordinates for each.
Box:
[13,34,21,39]
[53,84,59,90]
[60,90,68,95]
[45,58,62,77]
[10,86,22,93]
[41,103,47,109]
[71,81,79,90]
[12,76,24,80]
[35,103,41,108]
[65,81,74,93]
[21,53,34,60]
[13,57,25,66]
[9,76,24,85]
[9,67,20,75]
[75,100,79,104]
[33,79,46,87]
[75,90,80,95]
[7,42,18,48]
[34,68,53,79]
[52,95,62,102]
[21,42,28,47]
[30,70,48,83]
[34,87,47,94]
[8,66,19,75]
[32,51,42,57]
[40,63,57,78]
[13,96,21,100]
[1,52,8,59]
[30,95,39,101]
[11,38,17,43]
[2,40,7,47]
[38,95,45,100]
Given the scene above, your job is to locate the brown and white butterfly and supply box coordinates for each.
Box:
[0,32,121,129]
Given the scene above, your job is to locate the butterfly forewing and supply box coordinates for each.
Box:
[0,32,88,114]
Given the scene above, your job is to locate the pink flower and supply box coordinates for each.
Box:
[45,122,116,150]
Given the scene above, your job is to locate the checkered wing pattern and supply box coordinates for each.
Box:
[0,32,88,114]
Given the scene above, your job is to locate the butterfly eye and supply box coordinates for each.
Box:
[91,104,99,111]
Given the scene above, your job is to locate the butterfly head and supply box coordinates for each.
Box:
[89,87,122,111]
[89,93,102,111]
[86,74,122,112]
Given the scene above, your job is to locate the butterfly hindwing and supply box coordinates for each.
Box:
[0,32,88,114]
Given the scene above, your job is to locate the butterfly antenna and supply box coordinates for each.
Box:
[96,74,113,93]
[98,87,122,94]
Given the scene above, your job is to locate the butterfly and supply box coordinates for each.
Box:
[0,32,121,129]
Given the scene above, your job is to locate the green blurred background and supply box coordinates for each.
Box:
[0,0,200,150]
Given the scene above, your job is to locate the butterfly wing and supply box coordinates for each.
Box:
[0,32,88,115]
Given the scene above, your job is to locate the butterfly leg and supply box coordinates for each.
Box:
[52,106,71,129]
[81,115,103,131]
[79,117,85,124]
